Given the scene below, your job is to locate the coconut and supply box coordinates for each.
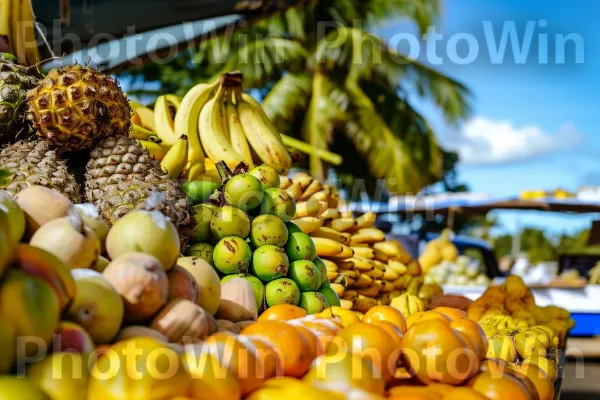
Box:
[29,208,101,269]
[105,191,180,271]
[14,186,73,238]
[74,204,109,254]
[0,190,25,243]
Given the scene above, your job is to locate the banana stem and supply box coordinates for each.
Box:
[215,160,233,182]
[280,134,343,166]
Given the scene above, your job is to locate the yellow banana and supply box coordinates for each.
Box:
[330,283,345,297]
[312,237,344,257]
[293,199,321,219]
[291,174,314,190]
[387,260,408,275]
[160,135,188,178]
[165,94,182,110]
[339,256,373,272]
[20,0,39,66]
[351,247,374,259]
[198,86,242,166]
[353,274,375,289]
[310,188,331,204]
[310,227,351,245]
[290,216,323,234]
[328,217,357,232]
[279,176,292,190]
[130,104,156,131]
[341,211,353,218]
[340,299,354,310]
[372,260,386,272]
[349,212,377,231]
[236,91,292,173]
[226,95,254,167]
[365,269,384,279]
[299,179,323,201]
[342,290,358,301]
[284,181,303,201]
[154,95,179,145]
[130,123,158,140]
[350,228,386,244]
[328,244,354,260]
[137,139,170,161]
[0,0,10,39]
[383,268,399,281]
[320,208,341,221]
[11,0,25,65]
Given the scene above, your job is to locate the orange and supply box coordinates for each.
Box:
[467,371,530,400]
[288,316,341,350]
[236,335,283,380]
[443,387,489,400]
[370,320,404,350]
[331,322,399,382]
[387,386,444,400]
[406,311,450,329]
[258,304,307,322]
[450,319,488,360]
[402,319,479,385]
[511,363,555,400]
[303,352,386,395]
[181,352,242,400]
[241,320,312,378]
[431,307,466,321]
[362,305,408,333]
[315,306,361,327]
[202,332,262,395]
[294,324,323,359]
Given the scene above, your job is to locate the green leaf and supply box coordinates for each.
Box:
[262,72,313,134]
[301,72,345,180]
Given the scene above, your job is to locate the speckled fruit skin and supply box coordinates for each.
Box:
[249,165,280,190]
[213,236,252,274]
[252,245,289,282]
[184,242,214,265]
[224,174,265,211]
[210,205,250,240]
[265,278,300,307]
[191,204,217,243]
[260,188,296,222]
[288,260,321,292]
[285,231,317,261]
[299,291,328,314]
[250,214,288,248]
[318,286,341,307]
[312,257,329,288]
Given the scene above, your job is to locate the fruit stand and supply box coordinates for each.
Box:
[0,2,576,399]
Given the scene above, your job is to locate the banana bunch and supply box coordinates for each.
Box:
[127,72,293,182]
[281,171,434,313]
[0,0,40,66]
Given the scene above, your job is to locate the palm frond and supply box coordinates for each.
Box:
[262,72,313,134]
[365,0,440,34]
[301,72,345,180]
[212,38,308,89]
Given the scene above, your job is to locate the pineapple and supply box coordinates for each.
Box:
[0,54,39,143]
[85,135,194,244]
[26,64,131,152]
[0,140,81,203]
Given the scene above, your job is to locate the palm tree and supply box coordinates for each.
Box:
[124,0,471,195]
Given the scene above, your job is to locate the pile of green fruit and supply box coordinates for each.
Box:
[182,161,340,314]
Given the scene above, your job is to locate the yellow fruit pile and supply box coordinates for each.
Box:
[418,229,459,273]
[281,172,443,314]
[467,275,574,384]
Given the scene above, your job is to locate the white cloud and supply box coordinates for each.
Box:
[451,117,584,165]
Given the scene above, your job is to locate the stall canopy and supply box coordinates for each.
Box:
[33,0,302,71]
[347,192,600,215]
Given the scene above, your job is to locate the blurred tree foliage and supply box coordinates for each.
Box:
[121,0,471,196]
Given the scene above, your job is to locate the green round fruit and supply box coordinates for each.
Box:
[191,203,217,243]
[249,165,280,190]
[224,174,265,211]
[299,291,328,314]
[221,273,265,310]
[213,237,252,274]
[312,256,329,288]
[210,206,250,240]
[182,180,220,205]
[318,286,340,307]
[184,242,214,265]
[260,188,296,222]
[250,215,288,248]
[252,245,289,282]
[285,231,316,261]
[265,278,300,307]
[288,260,321,292]
[285,221,302,234]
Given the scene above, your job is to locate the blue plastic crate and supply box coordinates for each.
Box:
[568,313,600,337]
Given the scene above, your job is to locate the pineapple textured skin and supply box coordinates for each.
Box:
[0,55,38,142]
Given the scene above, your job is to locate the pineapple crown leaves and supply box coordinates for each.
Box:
[208,160,250,206]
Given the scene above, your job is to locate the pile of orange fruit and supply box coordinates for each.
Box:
[9,303,557,400]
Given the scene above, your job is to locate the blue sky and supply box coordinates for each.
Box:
[374,0,600,236]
